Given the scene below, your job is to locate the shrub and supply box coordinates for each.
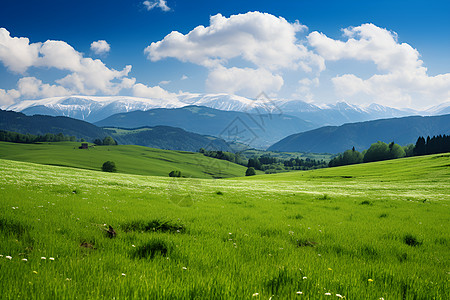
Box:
[169,170,181,177]
[133,239,172,259]
[245,167,256,176]
[122,219,185,233]
[404,234,421,246]
[102,161,117,172]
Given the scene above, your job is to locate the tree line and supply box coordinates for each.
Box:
[0,130,77,144]
[329,135,450,168]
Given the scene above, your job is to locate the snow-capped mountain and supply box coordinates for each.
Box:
[4,93,444,126]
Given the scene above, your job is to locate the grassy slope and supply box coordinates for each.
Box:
[0,154,449,299]
[0,141,250,178]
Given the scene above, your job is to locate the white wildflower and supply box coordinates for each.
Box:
[121,273,126,276]
[325,292,331,296]
[296,291,303,295]
[302,276,307,279]
[6,256,12,260]
[22,258,28,262]
[49,257,55,261]
[41,257,46,260]
[252,293,259,297]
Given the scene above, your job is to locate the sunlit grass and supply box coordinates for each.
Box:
[0,154,449,299]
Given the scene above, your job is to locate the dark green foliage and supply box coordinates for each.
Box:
[360,200,372,205]
[247,157,262,170]
[0,130,76,144]
[216,191,224,195]
[132,239,172,259]
[0,109,106,142]
[122,219,185,233]
[414,135,450,156]
[0,218,28,237]
[245,167,256,176]
[363,141,406,162]
[102,136,117,145]
[102,161,117,172]
[201,149,247,166]
[329,148,364,167]
[169,170,181,177]
[404,234,421,246]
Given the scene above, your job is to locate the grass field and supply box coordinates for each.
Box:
[0,141,251,179]
[0,154,449,299]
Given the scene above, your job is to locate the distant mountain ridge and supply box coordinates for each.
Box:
[0,109,232,152]
[0,109,107,141]
[268,114,450,154]
[6,94,447,126]
[94,105,316,149]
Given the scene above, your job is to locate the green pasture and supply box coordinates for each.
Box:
[0,153,449,299]
[0,141,249,178]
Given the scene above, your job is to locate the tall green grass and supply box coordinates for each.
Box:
[0,154,449,299]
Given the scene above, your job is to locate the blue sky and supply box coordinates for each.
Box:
[0,0,449,109]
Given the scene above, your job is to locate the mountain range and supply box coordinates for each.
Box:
[268,114,450,153]
[6,94,449,126]
[94,105,315,149]
[0,109,231,152]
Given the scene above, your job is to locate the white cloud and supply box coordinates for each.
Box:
[308,24,423,73]
[0,28,40,73]
[90,40,111,55]
[132,83,177,99]
[0,88,20,107]
[143,0,171,12]
[159,80,171,85]
[0,28,133,99]
[145,12,320,98]
[181,75,188,80]
[17,77,71,99]
[206,66,284,98]
[145,12,319,71]
[308,23,450,108]
[295,77,319,101]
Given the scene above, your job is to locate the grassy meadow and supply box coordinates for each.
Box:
[0,141,251,179]
[0,153,449,299]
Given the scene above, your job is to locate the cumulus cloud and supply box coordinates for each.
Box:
[181,75,188,80]
[143,0,171,12]
[132,83,177,99]
[0,28,134,100]
[0,88,20,107]
[0,28,40,73]
[308,23,450,108]
[90,40,111,55]
[206,66,284,98]
[18,77,71,98]
[146,12,316,71]
[144,12,321,97]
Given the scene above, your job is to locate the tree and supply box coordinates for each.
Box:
[245,167,256,176]
[93,139,103,145]
[103,136,117,145]
[169,170,181,177]
[363,141,389,163]
[102,161,117,172]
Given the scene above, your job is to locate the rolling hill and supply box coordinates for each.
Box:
[0,109,107,142]
[0,109,233,152]
[105,126,231,152]
[0,141,250,178]
[268,114,450,153]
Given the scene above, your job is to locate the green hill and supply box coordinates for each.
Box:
[0,109,107,142]
[105,126,231,152]
[0,154,448,299]
[0,141,249,178]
